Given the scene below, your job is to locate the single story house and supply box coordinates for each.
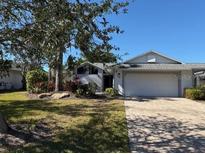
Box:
[0,65,23,90]
[76,51,205,97]
[75,62,114,92]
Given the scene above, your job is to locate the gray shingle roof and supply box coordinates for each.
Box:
[124,50,182,64]
[78,62,115,70]
[118,64,205,71]
[93,63,115,69]
[195,71,205,78]
[79,61,205,71]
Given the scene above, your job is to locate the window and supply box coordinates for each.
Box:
[147,55,156,63]
[89,66,98,74]
[77,66,87,74]
[77,65,98,74]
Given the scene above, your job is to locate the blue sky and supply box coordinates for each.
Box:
[107,0,205,63]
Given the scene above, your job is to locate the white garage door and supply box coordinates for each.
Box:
[124,72,179,97]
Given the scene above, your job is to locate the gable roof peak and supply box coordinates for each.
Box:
[124,50,182,64]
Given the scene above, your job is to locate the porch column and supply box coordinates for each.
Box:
[196,76,200,87]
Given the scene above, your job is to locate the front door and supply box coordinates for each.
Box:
[103,75,113,91]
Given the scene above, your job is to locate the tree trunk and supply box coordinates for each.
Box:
[55,48,64,92]
[53,69,56,83]
[48,66,52,81]
[0,113,8,133]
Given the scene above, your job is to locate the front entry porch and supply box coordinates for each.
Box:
[103,75,113,91]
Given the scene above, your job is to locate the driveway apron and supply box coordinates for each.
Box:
[124,98,205,153]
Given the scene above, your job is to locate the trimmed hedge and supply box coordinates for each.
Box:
[185,88,205,100]
[26,69,48,93]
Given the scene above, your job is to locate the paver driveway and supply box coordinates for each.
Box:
[125,97,205,153]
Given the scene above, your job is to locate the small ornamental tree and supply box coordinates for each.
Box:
[26,69,48,93]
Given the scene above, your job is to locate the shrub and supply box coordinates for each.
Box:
[33,82,48,94]
[47,81,55,92]
[185,88,205,100]
[63,80,80,92]
[76,88,85,96]
[76,84,88,96]
[26,69,48,93]
[105,88,118,97]
[76,82,97,97]
[87,82,97,95]
[199,85,205,91]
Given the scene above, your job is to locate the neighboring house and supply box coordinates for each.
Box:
[0,65,23,90]
[113,51,205,97]
[75,62,114,92]
[76,51,205,97]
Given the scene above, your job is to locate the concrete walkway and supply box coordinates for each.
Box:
[125,97,205,153]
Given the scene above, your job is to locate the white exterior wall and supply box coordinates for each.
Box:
[78,68,103,92]
[181,70,193,96]
[113,69,124,95]
[114,69,195,97]
[0,70,23,90]
[200,80,205,86]
[124,72,179,97]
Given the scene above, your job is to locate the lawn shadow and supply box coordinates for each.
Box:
[127,116,205,153]
[0,90,25,94]
[0,99,123,119]
[20,109,129,152]
[0,99,129,152]
[0,99,95,119]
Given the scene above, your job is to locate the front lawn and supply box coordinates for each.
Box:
[0,92,129,153]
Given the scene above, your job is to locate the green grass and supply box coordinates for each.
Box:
[0,92,129,153]
[0,91,28,101]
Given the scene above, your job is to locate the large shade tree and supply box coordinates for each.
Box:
[1,0,129,91]
[0,0,129,132]
[33,0,129,91]
[0,0,31,133]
